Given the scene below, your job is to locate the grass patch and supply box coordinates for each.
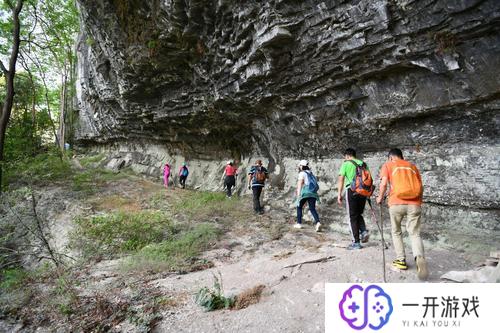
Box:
[0,264,56,316]
[171,191,252,223]
[91,194,141,212]
[172,191,227,213]
[0,268,29,291]
[70,210,177,260]
[127,222,220,273]
[78,153,105,167]
[71,168,131,193]
[3,150,72,189]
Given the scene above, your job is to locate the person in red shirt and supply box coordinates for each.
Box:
[376,148,428,280]
[223,161,238,197]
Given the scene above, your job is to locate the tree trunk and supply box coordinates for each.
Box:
[0,0,24,194]
[58,70,68,152]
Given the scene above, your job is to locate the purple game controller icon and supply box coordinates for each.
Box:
[339,284,393,330]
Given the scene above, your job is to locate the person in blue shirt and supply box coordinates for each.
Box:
[179,162,189,189]
[247,159,269,214]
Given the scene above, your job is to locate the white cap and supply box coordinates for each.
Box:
[299,160,308,167]
[227,160,233,165]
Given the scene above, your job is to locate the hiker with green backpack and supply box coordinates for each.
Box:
[294,160,322,231]
[337,148,374,250]
[248,159,269,214]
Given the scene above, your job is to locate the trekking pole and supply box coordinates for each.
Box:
[368,199,387,283]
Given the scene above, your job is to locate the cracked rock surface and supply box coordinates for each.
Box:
[74,0,500,246]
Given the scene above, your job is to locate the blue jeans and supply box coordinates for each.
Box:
[297,197,320,224]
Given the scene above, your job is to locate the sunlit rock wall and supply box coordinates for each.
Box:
[75,0,500,253]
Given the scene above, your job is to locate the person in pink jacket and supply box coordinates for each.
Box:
[163,163,171,188]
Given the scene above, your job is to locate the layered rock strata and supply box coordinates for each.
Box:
[75,0,500,253]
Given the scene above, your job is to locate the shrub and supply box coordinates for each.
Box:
[0,268,29,291]
[128,223,220,272]
[3,149,72,188]
[70,210,176,259]
[195,272,235,311]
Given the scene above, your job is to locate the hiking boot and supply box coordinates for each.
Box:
[360,230,369,243]
[392,259,408,270]
[315,222,322,232]
[293,223,303,229]
[347,243,362,250]
[416,256,429,280]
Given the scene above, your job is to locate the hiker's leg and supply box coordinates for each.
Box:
[389,205,407,260]
[406,205,424,258]
[357,195,367,234]
[297,198,307,224]
[346,189,360,243]
[252,187,262,212]
[307,197,320,223]
[224,177,231,196]
[256,186,263,211]
[228,176,235,197]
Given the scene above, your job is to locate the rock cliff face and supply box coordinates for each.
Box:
[75,0,500,251]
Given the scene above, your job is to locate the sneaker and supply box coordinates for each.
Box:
[392,259,408,270]
[360,230,369,243]
[315,222,322,232]
[347,243,362,250]
[416,256,429,280]
[293,223,303,229]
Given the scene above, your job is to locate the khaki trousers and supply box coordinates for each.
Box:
[389,205,424,260]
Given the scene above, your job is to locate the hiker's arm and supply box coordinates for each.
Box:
[416,168,423,198]
[337,175,344,205]
[247,174,252,188]
[376,176,388,204]
[296,178,304,197]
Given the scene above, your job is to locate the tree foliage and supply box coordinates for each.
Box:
[0,0,79,189]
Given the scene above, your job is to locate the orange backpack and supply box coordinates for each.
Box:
[390,161,422,200]
[349,161,374,197]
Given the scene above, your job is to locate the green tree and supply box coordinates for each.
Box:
[1,0,79,189]
[0,0,24,193]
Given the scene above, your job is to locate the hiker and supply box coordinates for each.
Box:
[247,159,269,214]
[223,160,238,198]
[376,148,428,280]
[294,160,321,231]
[337,148,372,250]
[179,162,189,189]
[163,163,171,188]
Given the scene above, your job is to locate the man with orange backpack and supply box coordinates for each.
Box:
[376,148,428,280]
[337,148,374,250]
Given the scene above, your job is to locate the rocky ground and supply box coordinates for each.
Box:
[1,164,486,333]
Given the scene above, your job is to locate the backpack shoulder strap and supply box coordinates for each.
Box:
[348,160,361,168]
